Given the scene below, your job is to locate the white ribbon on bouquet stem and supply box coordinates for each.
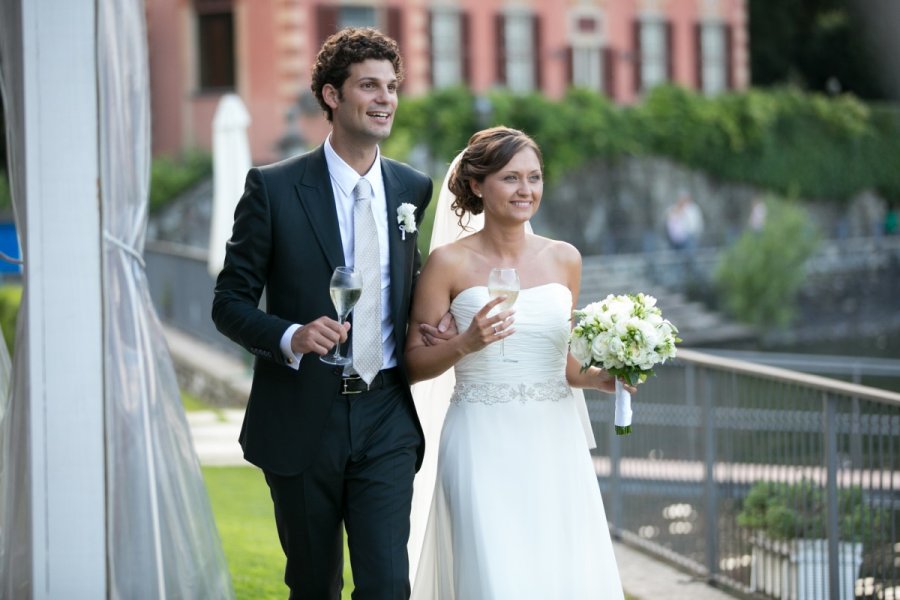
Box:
[614,379,633,435]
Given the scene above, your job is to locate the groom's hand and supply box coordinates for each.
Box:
[292,316,351,356]
[419,311,457,346]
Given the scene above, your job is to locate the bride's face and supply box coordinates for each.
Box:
[472,148,543,223]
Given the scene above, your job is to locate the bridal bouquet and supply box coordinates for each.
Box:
[569,293,680,435]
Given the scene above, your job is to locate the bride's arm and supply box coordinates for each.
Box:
[404,246,511,384]
[558,243,621,394]
[566,355,617,393]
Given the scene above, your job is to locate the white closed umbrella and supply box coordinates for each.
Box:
[208,93,251,276]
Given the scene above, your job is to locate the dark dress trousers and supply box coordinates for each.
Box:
[212,145,432,599]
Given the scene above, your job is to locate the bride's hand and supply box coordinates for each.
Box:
[593,369,637,395]
[459,295,516,354]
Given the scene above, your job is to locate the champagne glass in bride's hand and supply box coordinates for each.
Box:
[321,266,362,365]
[487,267,520,363]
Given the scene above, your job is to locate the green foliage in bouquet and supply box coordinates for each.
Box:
[714,196,819,330]
[737,480,884,542]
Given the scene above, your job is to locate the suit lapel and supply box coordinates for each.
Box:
[295,146,344,271]
[382,158,409,332]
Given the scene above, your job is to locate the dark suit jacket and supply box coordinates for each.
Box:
[212,145,433,476]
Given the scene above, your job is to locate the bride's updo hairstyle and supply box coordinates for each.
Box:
[448,126,543,228]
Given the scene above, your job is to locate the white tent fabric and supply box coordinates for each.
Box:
[0,0,33,593]
[99,2,233,597]
[0,0,234,596]
[208,93,251,277]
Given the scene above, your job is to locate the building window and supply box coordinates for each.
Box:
[338,5,376,29]
[699,22,729,94]
[572,47,603,91]
[316,5,400,51]
[639,19,668,90]
[430,9,465,88]
[502,12,538,92]
[196,2,235,91]
[567,8,606,93]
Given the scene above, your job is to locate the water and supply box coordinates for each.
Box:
[755,330,900,393]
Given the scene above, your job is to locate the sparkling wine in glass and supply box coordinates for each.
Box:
[321,266,362,365]
[487,267,520,362]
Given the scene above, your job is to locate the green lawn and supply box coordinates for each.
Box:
[204,466,636,599]
[203,466,354,599]
[182,390,217,413]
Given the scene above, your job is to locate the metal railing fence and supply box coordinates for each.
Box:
[588,349,900,600]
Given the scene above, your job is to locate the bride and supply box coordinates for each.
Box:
[405,127,626,599]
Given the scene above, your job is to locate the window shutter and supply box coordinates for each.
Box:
[532,14,543,90]
[665,21,674,82]
[386,7,403,51]
[603,47,615,99]
[632,20,642,94]
[426,11,434,87]
[316,5,339,48]
[195,0,235,91]
[461,12,472,85]
[495,13,506,86]
[724,24,734,90]
[194,0,232,13]
[565,46,574,86]
[694,22,703,90]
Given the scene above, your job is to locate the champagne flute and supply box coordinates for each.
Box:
[320,266,363,365]
[487,267,520,363]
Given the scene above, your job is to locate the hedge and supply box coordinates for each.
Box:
[384,85,900,204]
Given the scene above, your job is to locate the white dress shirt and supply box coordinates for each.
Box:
[280,136,397,370]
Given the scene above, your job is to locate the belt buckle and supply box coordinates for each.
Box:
[342,375,365,395]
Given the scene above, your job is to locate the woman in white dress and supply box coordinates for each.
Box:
[405,127,627,599]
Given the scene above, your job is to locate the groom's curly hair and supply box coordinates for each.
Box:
[311,27,404,122]
[448,126,544,228]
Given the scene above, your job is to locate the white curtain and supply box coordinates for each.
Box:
[99,1,232,597]
[0,0,32,593]
[0,0,234,596]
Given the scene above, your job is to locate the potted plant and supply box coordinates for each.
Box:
[737,480,880,600]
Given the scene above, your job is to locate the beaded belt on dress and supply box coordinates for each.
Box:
[450,379,571,405]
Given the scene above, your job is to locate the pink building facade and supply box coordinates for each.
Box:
[146,0,748,164]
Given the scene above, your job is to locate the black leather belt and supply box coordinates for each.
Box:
[341,367,402,395]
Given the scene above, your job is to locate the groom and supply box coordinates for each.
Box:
[212,27,444,599]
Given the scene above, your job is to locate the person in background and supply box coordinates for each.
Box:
[749,196,768,232]
[884,203,898,235]
[665,191,704,250]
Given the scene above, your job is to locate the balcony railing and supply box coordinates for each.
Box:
[588,348,900,600]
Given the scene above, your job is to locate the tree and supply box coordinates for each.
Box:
[749,0,886,99]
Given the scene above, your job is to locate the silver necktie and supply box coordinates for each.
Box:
[351,178,384,385]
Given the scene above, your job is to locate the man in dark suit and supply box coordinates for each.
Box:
[212,28,445,599]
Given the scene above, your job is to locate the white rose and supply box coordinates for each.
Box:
[569,334,592,366]
[606,335,626,363]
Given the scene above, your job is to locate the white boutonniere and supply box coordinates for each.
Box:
[397,203,417,240]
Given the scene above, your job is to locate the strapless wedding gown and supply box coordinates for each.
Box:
[411,283,623,599]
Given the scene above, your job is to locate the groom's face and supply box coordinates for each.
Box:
[325,59,398,145]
